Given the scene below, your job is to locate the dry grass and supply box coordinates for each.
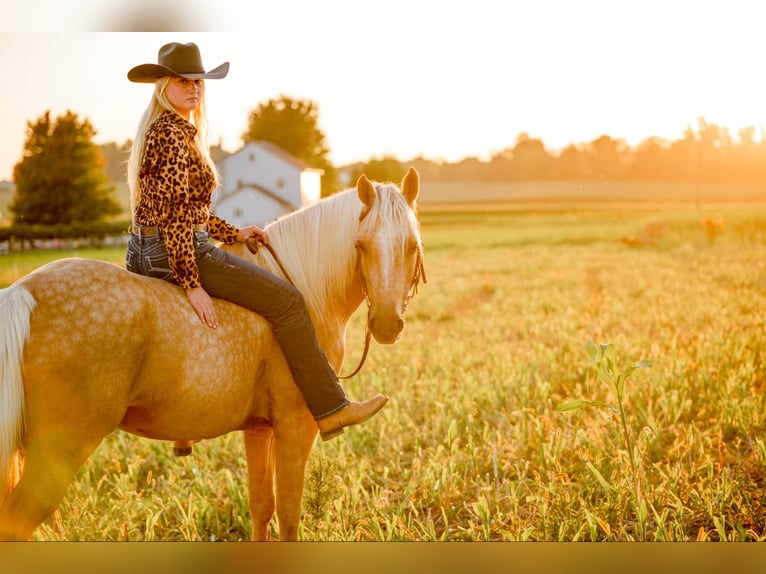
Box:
[2,202,766,541]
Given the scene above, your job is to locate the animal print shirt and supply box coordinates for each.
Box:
[134,111,239,290]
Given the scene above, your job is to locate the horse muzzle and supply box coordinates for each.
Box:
[367,312,405,345]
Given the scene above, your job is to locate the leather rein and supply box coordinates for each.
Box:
[245,233,426,379]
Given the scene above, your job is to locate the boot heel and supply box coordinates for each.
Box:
[316,395,388,440]
[174,446,193,456]
[320,427,344,441]
[173,441,193,456]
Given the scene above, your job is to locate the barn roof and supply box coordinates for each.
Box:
[233,140,323,172]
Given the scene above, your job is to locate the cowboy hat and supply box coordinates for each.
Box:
[128,42,229,83]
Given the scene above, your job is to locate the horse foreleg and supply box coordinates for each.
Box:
[243,426,276,541]
[274,418,317,541]
[0,431,102,540]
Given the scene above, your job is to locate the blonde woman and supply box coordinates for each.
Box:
[126,42,387,454]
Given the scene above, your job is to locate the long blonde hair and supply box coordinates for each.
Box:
[127,77,219,215]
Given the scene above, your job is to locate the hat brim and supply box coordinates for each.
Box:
[128,61,229,83]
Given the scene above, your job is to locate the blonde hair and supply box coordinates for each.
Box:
[127,77,220,215]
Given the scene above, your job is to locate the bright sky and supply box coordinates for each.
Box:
[1,0,765,182]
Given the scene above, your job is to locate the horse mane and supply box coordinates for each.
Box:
[262,181,420,329]
[263,188,362,325]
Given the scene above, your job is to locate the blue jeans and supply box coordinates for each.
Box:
[125,231,349,419]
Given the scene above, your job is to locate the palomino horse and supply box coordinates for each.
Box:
[0,168,425,540]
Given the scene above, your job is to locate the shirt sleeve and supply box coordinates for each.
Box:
[141,126,201,290]
[208,213,239,244]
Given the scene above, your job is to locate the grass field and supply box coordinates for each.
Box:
[1,193,766,541]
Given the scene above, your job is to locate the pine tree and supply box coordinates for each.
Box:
[10,110,121,225]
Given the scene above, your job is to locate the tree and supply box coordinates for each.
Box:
[447,156,486,181]
[242,95,337,194]
[628,136,670,180]
[694,118,732,182]
[584,135,627,179]
[349,156,406,185]
[99,140,131,184]
[733,126,762,182]
[554,144,588,179]
[11,111,120,225]
[509,133,552,180]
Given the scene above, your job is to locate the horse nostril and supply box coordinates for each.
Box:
[367,316,404,338]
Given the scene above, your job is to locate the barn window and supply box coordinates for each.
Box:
[249,153,256,162]
[234,208,244,218]
[276,178,285,189]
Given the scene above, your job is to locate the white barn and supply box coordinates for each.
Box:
[213,141,323,228]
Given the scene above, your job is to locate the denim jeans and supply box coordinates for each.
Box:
[126,231,349,419]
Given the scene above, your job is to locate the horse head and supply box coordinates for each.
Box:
[354,167,426,345]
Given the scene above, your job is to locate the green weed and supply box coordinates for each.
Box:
[558,340,652,539]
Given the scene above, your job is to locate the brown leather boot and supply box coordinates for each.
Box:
[316,395,389,441]
[173,440,193,457]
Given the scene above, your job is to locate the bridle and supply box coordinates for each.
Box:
[344,234,427,379]
[245,228,427,379]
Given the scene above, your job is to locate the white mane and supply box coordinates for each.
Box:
[263,188,362,326]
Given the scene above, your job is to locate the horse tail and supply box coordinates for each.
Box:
[0,285,35,505]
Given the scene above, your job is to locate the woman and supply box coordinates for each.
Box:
[125,42,387,455]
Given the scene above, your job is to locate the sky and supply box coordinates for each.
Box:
[1,0,765,182]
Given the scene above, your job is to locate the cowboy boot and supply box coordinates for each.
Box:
[316,395,388,441]
[173,440,193,456]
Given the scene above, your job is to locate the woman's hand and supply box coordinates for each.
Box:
[237,225,268,245]
[186,286,218,329]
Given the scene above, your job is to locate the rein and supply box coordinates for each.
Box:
[245,236,296,286]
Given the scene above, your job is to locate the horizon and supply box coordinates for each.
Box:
[0,116,754,186]
[2,2,765,182]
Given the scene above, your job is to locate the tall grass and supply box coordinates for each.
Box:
[3,205,766,540]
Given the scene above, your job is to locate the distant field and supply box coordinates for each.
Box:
[0,246,126,288]
[417,180,766,211]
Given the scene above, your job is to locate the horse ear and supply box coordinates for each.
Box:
[357,174,376,208]
[401,167,419,206]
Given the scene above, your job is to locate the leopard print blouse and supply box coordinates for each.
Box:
[134,111,239,290]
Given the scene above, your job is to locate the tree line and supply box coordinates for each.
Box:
[353,119,766,185]
[94,117,766,195]
[6,100,766,236]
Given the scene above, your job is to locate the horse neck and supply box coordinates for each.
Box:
[265,190,365,335]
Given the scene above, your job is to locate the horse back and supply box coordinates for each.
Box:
[15,258,305,440]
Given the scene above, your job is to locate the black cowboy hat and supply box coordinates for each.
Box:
[128,42,229,83]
